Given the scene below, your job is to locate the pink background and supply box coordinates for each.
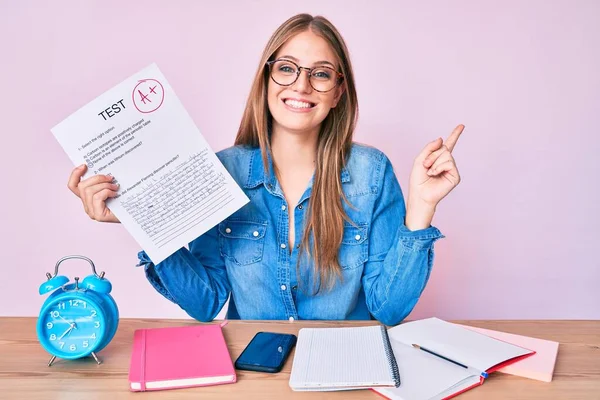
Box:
[1,1,598,320]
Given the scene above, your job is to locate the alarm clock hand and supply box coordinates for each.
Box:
[66,325,75,338]
[58,323,76,340]
[57,315,78,329]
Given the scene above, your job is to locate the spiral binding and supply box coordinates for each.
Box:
[380,325,401,387]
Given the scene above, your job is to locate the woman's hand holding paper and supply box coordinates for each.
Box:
[67,164,120,223]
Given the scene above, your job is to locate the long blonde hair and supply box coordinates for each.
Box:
[235,14,359,292]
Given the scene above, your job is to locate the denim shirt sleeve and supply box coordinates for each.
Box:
[362,155,444,326]
[136,224,230,322]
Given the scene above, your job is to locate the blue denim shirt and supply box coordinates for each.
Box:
[136,143,444,326]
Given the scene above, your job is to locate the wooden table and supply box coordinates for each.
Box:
[0,318,598,399]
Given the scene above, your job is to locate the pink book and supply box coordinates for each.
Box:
[455,324,559,382]
[128,323,236,391]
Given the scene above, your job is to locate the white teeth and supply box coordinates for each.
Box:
[284,99,313,109]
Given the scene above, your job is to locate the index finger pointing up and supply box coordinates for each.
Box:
[445,124,465,153]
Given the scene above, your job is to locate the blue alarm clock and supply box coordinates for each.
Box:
[37,255,119,366]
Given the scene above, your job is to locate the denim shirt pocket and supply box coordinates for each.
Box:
[338,223,369,270]
[218,220,267,266]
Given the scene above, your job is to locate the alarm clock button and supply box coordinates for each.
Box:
[81,275,112,294]
[39,276,69,295]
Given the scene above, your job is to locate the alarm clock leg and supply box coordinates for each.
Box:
[47,355,56,367]
[91,352,102,365]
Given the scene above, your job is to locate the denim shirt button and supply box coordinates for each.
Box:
[280,243,286,249]
[281,285,287,291]
[355,234,361,241]
[225,227,232,234]
[281,205,286,211]
[289,317,295,322]
[253,231,259,237]
[298,204,303,209]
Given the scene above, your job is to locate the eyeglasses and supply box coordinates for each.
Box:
[266,58,344,93]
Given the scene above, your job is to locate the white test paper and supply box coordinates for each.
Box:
[52,63,249,264]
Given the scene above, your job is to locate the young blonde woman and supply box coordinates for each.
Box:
[67,14,463,326]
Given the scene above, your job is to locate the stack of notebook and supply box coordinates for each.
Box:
[289,318,558,399]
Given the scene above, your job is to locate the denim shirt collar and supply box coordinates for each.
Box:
[243,147,350,192]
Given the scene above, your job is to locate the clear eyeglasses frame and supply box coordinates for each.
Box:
[265,58,344,93]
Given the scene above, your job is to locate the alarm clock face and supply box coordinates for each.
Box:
[38,296,106,359]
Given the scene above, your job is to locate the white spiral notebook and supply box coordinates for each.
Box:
[289,325,400,391]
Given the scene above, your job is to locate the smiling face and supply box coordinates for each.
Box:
[267,30,343,138]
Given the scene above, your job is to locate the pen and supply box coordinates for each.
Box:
[411,344,490,379]
[411,343,469,369]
